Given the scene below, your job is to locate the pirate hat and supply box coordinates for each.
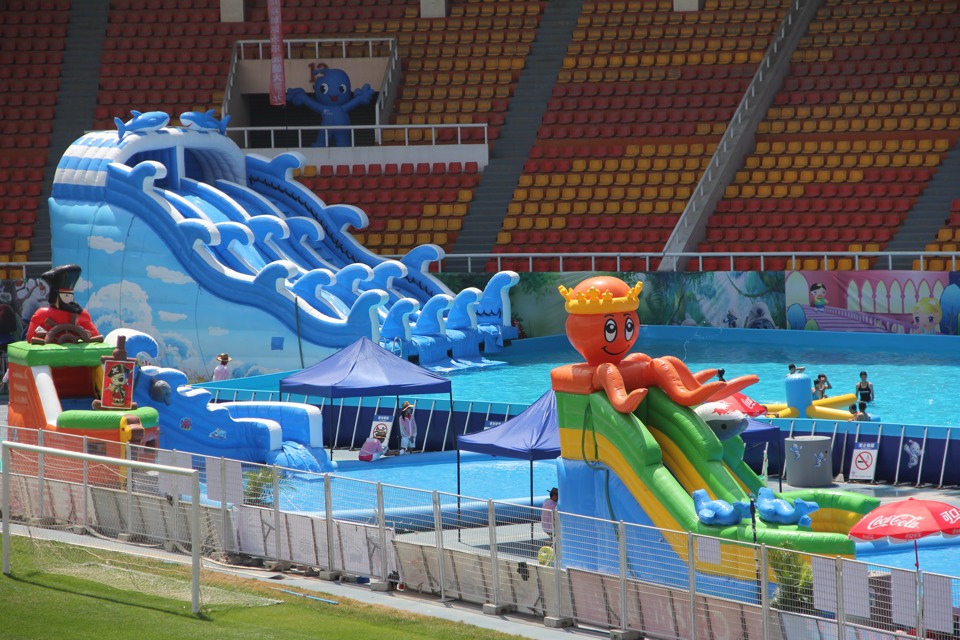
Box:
[40,264,82,304]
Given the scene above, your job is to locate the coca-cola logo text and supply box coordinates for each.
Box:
[940,507,960,525]
[866,514,924,530]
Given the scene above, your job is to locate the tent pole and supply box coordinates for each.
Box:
[394,395,400,453]
[446,391,454,452]
[530,459,534,541]
[457,449,462,543]
[328,397,334,462]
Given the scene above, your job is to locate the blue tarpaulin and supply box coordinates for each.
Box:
[279,337,452,454]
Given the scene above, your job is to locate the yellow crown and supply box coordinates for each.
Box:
[558,281,643,315]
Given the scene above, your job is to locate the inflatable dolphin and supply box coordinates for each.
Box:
[692,489,751,526]
[755,487,819,528]
[115,110,170,140]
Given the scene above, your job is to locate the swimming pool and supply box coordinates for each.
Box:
[438,326,958,427]
[334,450,558,502]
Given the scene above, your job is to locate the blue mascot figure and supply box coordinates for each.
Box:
[286,65,375,147]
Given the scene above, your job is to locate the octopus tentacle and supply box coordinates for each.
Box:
[593,363,648,414]
[704,374,760,402]
[660,379,728,406]
[693,368,718,384]
[656,355,712,388]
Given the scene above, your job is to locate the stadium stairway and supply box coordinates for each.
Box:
[29,0,110,272]
[450,0,586,264]
[887,142,960,270]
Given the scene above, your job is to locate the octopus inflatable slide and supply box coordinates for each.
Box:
[549,277,879,598]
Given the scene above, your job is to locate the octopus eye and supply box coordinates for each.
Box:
[318,83,329,94]
[604,318,617,343]
[339,83,348,94]
[624,316,635,341]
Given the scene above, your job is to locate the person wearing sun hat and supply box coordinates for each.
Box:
[212,353,232,381]
[398,400,417,453]
[359,424,388,462]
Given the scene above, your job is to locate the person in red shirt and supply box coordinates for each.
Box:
[25,265,100,344]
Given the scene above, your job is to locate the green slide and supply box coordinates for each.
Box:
[557,387,864,556]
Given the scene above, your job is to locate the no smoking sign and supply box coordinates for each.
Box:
[849,442,879,481]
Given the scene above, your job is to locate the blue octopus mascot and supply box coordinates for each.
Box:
[287,65,375,147]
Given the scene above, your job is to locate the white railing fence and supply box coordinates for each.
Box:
[2,426,957,639]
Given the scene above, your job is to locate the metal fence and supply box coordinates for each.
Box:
[2,425,958,639]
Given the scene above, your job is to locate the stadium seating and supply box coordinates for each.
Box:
[0,0,67,265]
[8,0,960,272]
[494,0,786,264]
[296,161,478,254]
[699,0,960,269]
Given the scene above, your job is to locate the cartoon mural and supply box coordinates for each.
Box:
[286,65,375,147]
[786,271,960,335]
[639,272,785,329]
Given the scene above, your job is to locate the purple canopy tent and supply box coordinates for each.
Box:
[456,389,561,508]
[279,337,453,456]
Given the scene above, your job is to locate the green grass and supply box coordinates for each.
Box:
[0,537,528,640]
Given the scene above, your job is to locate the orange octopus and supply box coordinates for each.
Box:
[550,276,758,414]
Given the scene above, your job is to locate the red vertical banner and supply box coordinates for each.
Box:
[101,359,135,410]
[268,0,286,106]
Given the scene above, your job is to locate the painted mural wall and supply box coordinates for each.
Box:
[439,270,960,339]
[3,270,958,368]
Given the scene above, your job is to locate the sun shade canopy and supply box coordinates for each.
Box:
[279,337,452,398]
[457,390,561,461]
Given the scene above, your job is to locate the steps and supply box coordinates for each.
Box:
[450,0,586,261]
[30,0,110,273]
[886,140,960,270]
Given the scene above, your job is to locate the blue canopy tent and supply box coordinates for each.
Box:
[456,389,561,508]
[279,337,453,456]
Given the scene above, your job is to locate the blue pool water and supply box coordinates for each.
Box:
[438,328,958,427]
[334,451,558,502]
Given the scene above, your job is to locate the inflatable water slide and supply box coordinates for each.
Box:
[48,112,517,376]
[6,327,334,473]
[555,387,879,592]
[132,362,335,472]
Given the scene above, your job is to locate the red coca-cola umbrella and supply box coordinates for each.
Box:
[848,498,960,569]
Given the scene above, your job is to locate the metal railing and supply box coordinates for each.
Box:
[3,424,957,639]
[227,122,490,150]
[430,251,960,273]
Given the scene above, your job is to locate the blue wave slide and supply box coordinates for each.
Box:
[48,114,518,377]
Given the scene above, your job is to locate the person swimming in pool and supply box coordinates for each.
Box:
[813,373,831,399]
[855,371,874,403]
[848,401,872,422]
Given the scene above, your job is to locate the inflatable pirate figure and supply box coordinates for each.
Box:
[26,264,102,344]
